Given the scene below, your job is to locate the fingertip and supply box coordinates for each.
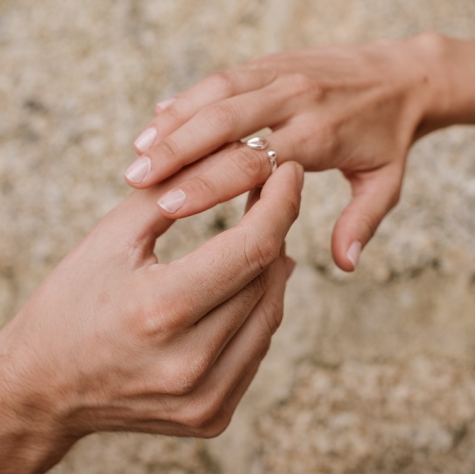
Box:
[134,127,158,155]
[275,161,304,191]
[157,189,187,215]
[331,225,362,273]
[155,97,177,114]
[124,156,152,188]
[346,241,362,270]
[332,251,356,273]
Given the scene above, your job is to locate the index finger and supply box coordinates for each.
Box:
[151,161,303,326]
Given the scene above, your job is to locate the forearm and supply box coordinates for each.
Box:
[416,33,475,135]
[0,325,73,474]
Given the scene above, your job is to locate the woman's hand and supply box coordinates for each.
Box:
[0,160,303,474]
[125,33,475,271]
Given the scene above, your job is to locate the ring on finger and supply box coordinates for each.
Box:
[244,136,278,175]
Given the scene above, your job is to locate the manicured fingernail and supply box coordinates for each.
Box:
[134,127,157,153]
[286,257,297,279]
[124,156,151,184]
[156,97,176,111]
[158,189,187,214]
[346,241,362,269]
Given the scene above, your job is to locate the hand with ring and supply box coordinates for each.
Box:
[124,33,475,272]
[0,157,303,473]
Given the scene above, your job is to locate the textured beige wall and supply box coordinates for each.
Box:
[1,0,475,473]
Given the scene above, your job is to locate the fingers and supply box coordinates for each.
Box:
[188,256,278,371]
[132,68,277,155]
[155,128,297,217]
[98,146,239,261]
[198,359,261,437]
[108,245,291,439]
[194,242,288,434]
[331,165,403,272]
[125,83,292,189]
[148,161,303,327]
[121,250,288,438]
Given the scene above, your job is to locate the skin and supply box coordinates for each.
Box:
[125,32,475,272]
[0,158,304,473]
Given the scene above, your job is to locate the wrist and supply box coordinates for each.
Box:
[0,322,78,473]
[408,32,475,136]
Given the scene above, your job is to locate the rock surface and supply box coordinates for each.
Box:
[1,0,475,472]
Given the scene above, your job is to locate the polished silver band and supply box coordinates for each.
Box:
[245,136,278,174]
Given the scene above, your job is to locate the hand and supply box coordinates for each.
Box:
[124,33,475,271]
[0,160,303,474]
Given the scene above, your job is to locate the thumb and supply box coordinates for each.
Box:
[331,166,403,272]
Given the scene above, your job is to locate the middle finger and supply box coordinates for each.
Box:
[124,77,300,188]
[156,125,302,218]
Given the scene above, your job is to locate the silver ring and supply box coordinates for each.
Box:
[245,136,278,174]
[245,136,268,150]
[267,150,277,173]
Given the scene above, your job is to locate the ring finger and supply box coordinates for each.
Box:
[135,68,278,154]
[124,75,302,188]
[155,126,302,218]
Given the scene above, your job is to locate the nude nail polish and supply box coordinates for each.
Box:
[134,127,157,153]
[156,97,176,111]
[158,189,187,213]
[346,241,362,269]
[124,156,151,184]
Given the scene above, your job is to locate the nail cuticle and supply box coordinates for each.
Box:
[157,189,187,214]
[346,241,362,269]
[134,127,157,153]
[156,97,177,111]
[124,156,151,184]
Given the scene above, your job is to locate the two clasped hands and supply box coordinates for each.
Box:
[1,33,474,473]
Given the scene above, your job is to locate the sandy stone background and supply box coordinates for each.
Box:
[1,0,475,472]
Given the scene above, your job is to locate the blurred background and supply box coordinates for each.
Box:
[1,0,475,472]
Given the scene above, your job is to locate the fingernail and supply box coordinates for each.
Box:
[134,127,157,153]
[156,97,176,111]
[346,241,362,269]
[285,257,297,279]
[158,189,187,214]
[124,156,151,184]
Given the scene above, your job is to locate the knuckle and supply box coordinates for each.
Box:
[163,348,213,397]
[198,411,233,438]
[189,174,217,197]
[163,104,184,124]
[259,298,283,337]
[163,367,197,397]
[281,193,301,224]
[179,399,221,430]
[206,72,236,97]
[136,303,179,341]
[244,235,281,276]
[288,73,323,99]
[203,102,239,131]
[156,137,181,162]
[249,268,272,298]
[235,149,269,182]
